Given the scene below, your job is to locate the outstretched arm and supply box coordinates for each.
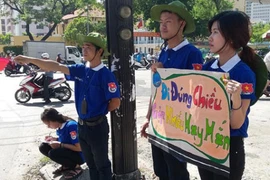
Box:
[14,55,70,75]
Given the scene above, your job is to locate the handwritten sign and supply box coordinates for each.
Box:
[148,68,230,177]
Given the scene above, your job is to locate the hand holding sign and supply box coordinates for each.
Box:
[151,62,163,72]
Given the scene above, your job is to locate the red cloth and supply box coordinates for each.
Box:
[137,19,143,29]
[0,58,9,71]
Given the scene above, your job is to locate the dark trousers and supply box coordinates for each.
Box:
[39,143,84,169]
[43,76,52,100]
[198,137,245,180]
[151,144,190,180]
[78,117,112,180]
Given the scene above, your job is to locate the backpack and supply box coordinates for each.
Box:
[251,54,268,105]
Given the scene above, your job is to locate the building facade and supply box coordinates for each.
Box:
[230,0,245,12]
[54,7,106,36]
[133,30,163,55]
[245,0,270,23]
[0,5,49,36]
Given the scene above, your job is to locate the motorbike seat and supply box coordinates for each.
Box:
[34,74,45,87]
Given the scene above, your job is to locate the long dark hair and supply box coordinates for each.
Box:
[41,108,72,123]
[208,11,257,71]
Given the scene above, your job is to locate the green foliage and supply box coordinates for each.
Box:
[0,33,12,45]
[251,23,270,43]
[64,17,106,44]
[3,45,23,55]
[1,0,96,40]
[133,0,233,40]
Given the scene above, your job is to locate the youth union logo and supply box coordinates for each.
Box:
[153,72,162,87]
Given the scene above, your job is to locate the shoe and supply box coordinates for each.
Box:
[43,99,51,104]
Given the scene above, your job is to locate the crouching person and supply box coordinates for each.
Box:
[39,108,84,179]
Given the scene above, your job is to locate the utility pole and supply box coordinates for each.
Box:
[105,0,141,179]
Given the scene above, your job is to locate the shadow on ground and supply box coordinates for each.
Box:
[18,100,75,107]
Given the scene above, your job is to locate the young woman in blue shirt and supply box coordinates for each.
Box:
[39,108,84,179]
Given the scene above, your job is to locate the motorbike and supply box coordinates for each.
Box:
[133,58,152,70]
[263,72,270,97]
[14,72,72,103]
[28,63,40,71]
[4,60,32,76]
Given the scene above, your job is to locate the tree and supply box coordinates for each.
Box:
[0,0,95,41]
[251,23,270,43]
[0,33,12,45]
[64,17,106,44]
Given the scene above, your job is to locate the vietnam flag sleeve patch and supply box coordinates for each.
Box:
[192,63,203,70]
[108,82,117,93]
[241,83,254,95]
[70,131,77,140]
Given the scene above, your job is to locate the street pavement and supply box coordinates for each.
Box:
[0,69,270,180]
[0,70,152,180]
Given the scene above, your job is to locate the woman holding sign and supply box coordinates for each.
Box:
[198,11,267,180]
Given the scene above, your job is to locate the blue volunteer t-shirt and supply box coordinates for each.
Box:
[158,40,203,69]
[203,54,256,137]
[65,63,120,120]
[157,40,203,162]
[57,120,84,161]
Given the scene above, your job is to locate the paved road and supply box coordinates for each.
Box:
[0,69,270,180]
[0,70,151,180]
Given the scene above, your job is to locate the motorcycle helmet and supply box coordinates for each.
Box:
[41,53,50,59]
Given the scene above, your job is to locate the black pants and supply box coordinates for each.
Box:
[39,143,84,169]
[78,116,112,180]
[151,144,190,180]
[43,76,52,101]
[198,137,245,180]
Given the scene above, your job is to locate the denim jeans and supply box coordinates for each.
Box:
[151,144,190,180]
[78,116,112,180]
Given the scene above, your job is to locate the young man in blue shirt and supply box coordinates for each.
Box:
[14,32,121,180]
[140,1,203,180]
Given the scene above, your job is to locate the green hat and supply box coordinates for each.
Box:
[77,32,110,56]
[150,1,195,34]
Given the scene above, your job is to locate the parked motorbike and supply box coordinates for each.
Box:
[4,60,32,76]
[133,58,152,70]
[14,72,72,103]
[263,72,270,97]
[28,63,40,71]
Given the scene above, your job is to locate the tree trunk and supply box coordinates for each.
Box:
[41,23,58,41]
[26,23,34,41]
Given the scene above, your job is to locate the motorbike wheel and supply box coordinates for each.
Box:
[4,69,12,76]
[57,87,72,101]
[15,89,31,103]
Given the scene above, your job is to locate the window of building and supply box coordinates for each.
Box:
[36,24,44,29]
[36,33,44,36]
[1,19,5,25]
[1,25,6,31]
[22,25,26,29]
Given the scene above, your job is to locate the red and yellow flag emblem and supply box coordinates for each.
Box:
[192,63,202,70]
[241,83,254,94]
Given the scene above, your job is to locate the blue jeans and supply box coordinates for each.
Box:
[151,144,190,180]
[78,117,112,180]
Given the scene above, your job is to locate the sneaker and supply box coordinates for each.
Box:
[43,99,51,104]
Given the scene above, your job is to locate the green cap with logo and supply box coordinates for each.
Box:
[77,32,110,56]
[150,1,195,34]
